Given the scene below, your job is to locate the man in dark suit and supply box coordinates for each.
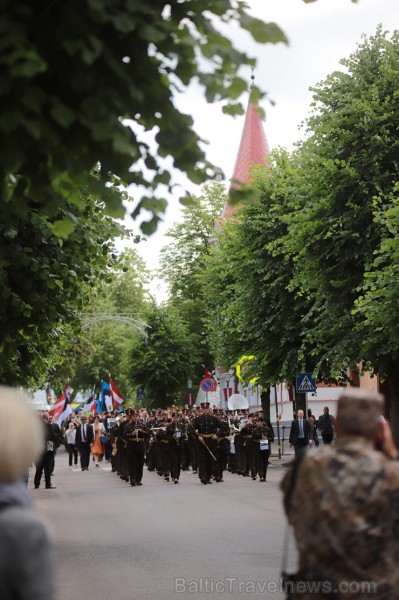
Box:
[75,416,94,471]
[289,409,313,456]
[317,406,335,445]
[48,414,62,475]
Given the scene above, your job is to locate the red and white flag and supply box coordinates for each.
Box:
[49,386,72,426]
[109,378,124,408]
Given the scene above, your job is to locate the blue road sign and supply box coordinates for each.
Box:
[296,373,317,393]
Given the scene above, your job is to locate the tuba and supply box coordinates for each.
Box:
[227,393,249,411]
[227,394,249,434]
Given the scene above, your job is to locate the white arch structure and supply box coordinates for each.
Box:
[80,313,149,335]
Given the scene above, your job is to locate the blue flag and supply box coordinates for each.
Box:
[101,380,112,412]
[95,393,103,414]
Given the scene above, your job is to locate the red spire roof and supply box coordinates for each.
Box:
[221,94,270,220]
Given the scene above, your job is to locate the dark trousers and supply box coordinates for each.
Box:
[234,436,245,474]
[294,438,308,457]
[255,447,270,480]
[322,433,334,445]
[79,442,91,469]
[120,444,129,479]
[169,442,182,480]
[181,440,190,470]
[214,439,228,481]
[67,443,78,466]
[34,451,54,487]
[243,442,256,477]
[197,439,217,482]
[147,441,156,471]
[103,440,112,461]
[228,435,240,472]
[126,442,145,484]
[159,442,170,477]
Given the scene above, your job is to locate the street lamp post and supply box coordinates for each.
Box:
[225,372,232,411]
[187,379,194,407]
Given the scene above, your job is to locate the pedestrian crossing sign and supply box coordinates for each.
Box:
[296,373,317,393]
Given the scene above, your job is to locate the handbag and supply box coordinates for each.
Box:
[100,434,109,445]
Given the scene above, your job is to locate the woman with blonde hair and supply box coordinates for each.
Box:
[0,385,55,600]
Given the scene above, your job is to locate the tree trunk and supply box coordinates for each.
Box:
[295,392,306,415]
[260,388,271,419]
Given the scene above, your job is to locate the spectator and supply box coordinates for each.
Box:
[0,385,55,600]
[75,416,94,471]
[47,414,62,475]
[65,422,78,468]
[281,387,399,599]
[289,409,313,456]
[317,406,335,444]
[308,414,319,447]
[91,415,106,468]
[34,414,57,489]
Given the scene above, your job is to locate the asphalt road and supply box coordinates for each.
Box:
[31,450,297,600]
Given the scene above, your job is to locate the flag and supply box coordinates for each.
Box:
[73,400,85,414]
[95,393,103,414]
[49,386,72,426]
[202,365,213,379]
[81,389,96,416]
[101,380,113,412]
[109,377,124,409]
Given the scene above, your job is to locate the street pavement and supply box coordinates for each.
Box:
[30,450,297,600]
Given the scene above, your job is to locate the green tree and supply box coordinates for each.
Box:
[283,28,399,384]
[204,28,399,418]
[0,198,123,387]
[203,151,314,384]
[129,303,199,407]
[49,248,149,398]
[160,182,226,380]
[1,0,288,236]
[353,184,399,373]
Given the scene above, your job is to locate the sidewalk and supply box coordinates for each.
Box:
[269,450,295,468]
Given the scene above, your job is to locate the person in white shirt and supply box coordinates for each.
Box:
[65,422,78,467]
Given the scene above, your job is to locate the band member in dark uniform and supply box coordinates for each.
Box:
[187,412,199,474]
[178,410,191,471]
[214,410,229,483]
[166,412,183,483]
[191,402,222,485]
[146,412,158,472]
[124,410,149,486]
[115,413,129,482]
[155,418,171,482]
[239,414,256,479]
[252,416,274,482]
[227,410,241,474]
[110,416,122,473]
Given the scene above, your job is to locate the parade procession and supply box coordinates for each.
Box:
[2,2,399,599]
[45,376,276,490]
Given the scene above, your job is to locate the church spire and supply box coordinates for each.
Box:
[221,82,270,220]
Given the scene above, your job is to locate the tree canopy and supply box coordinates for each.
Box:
[160,183,226,382]
[1,0,288,237]
[129,303,199,408]
[0,196,123,387]
[204,28,399,405]
[49,248,149,397]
